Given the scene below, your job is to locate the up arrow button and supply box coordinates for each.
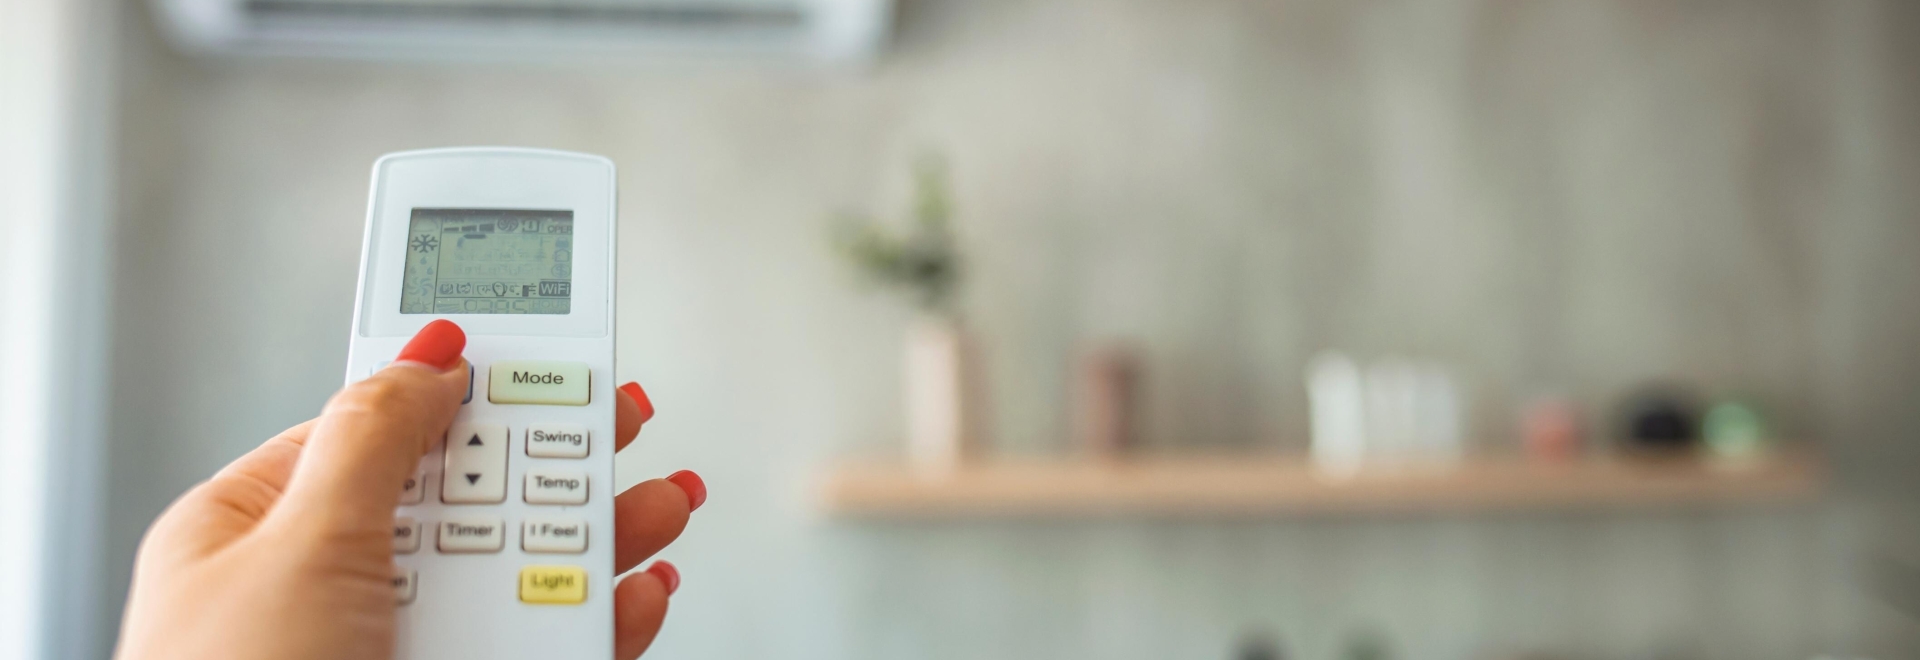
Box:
[442,422,507,503]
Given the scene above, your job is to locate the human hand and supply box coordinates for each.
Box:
[114,320,703,660]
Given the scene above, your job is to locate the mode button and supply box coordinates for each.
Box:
[488,361,590,406]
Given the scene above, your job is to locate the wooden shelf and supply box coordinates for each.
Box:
[819,454,1823,518]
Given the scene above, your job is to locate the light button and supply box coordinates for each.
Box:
[489,361,590,406]
[519,566,587,604]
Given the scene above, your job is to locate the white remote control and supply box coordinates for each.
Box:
[345,147,617,659]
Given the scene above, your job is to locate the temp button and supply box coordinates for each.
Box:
[488,361,590,406]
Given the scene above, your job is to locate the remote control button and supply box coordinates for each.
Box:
[519,566,587,604]
[442,423,507,503]
[399,468,426,505]
[525,423,589,458]
[392,567,417,605]
[488,361,590,406]
[522,517,587,553]
[436,517,505,553]
[371,361,470,404]
[524,469,588,505]
[393,517,421,554]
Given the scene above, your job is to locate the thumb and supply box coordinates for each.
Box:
[269,320,469,537]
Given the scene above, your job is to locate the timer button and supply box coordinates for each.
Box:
[436,516,505,553]
[488,361,590,406]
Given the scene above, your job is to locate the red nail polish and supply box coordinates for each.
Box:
[646,560,680,595]
[395,319,466,371]
[620,382,655,424]
[666,470,706,512]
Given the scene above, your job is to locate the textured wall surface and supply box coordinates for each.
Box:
[105,1,1920,658]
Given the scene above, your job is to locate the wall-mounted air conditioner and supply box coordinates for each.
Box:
[151,0,893,63]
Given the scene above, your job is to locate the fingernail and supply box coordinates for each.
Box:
[666,470,706,512]
[395,320,466,371]
[646,560,680,595]
[620,382,655,425]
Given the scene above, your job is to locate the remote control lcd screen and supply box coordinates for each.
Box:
[399,208,574,315]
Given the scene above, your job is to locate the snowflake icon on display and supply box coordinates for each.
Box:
[410,234,439,253]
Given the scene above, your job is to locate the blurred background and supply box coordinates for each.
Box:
[6,0,1920,659]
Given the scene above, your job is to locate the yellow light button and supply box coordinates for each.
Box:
[489,361,590,406]
[519,566,588,604]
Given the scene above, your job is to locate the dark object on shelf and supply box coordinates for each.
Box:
[1620,386,1699,451]
[1074,344,1141,458]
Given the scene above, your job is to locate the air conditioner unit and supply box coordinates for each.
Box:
[151,0,893,63]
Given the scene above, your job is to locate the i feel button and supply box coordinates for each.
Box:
[488,360,590,406]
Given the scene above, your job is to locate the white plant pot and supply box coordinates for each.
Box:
[903,317,979,476]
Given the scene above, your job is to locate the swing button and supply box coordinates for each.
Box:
[488,361,590,406]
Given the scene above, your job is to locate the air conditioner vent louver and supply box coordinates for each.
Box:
[154,0,891,63]
[243,1,807,30]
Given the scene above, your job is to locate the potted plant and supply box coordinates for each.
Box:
[833,156,980,475]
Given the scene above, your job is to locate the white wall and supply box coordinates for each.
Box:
[105,1,1920,658]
